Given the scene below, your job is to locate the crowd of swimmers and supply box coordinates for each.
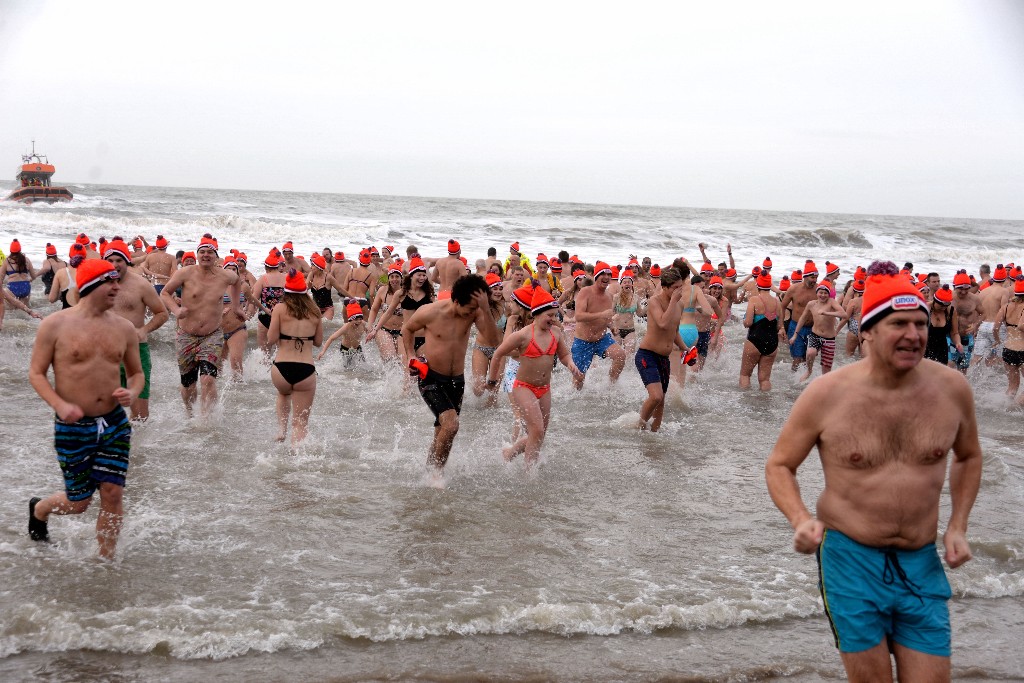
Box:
[7,231,1011,679]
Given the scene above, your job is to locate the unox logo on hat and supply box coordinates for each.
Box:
[891,294,921,310]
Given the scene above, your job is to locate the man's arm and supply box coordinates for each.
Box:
[160,268,188,317]
[140,282,169,335]
[765,384,827,553]
[944,376,983,568]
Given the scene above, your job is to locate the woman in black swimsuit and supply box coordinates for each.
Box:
[740,273,784,391]
[267,269,323,448]
[378,257,434,363]
[925,285,960,364]
[308,253,344,320]
[364,264,406,363]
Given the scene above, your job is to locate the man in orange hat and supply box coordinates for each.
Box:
[766,261,982,682]
[104,238,169,421]
[780,260,821,370]
[434,239,467,299]
[949,270,984,374]
[634,264,690,431]
[402,274,498,483]
[281,241,310,275]
[160,235,242,418]
[28,258,143,560]
[570,261,627,389]
[141,234,177,295]
[977,264,1011,365]
[789,280,848,382]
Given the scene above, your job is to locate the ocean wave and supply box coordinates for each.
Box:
[762,228,874,250]
[0,592,821,661]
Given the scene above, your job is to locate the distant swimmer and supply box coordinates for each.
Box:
[141,235,176,294]
[160,235,242,419]
[252,250,288,356]
[342,249,376,315]
[48,244,86,310]
[4,239,37,306]
[27,259,143,560]
[994,278,1024,405]
[789,280,848,383]
[976,264,1010,365]
[780,260,821,371]
[471,273,507,400]
[948,270,985,374]
[766,263,982,682]
[430,239,467,300]
[104,238,169,421]
[403,274,496,482]
[487,287,582,467]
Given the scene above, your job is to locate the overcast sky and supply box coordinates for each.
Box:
[1,1,1022,219]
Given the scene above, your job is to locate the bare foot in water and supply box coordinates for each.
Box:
[274,432,286,442]
[635,418,648,431]
[502,444,520,462]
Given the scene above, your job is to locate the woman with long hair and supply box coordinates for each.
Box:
[308,253,344,321]
[611,270,645,354]
[364,263,406,362]
[267,269,323,447]
[377,256,433,364]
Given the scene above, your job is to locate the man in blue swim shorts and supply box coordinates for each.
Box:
[766,263,982,682]
[570,261,626,389]
[780,259,821,370]
[27,258,144,560]
[949,269,985,375]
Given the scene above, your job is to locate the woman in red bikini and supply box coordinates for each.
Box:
[486,287,583,469]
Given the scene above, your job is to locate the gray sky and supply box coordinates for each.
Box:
[2,1,1022,219]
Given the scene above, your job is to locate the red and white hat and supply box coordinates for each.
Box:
[952,270,971,289]
[197,234,218,255]
[530,287,558,315]
[155,235,169,249]
[485,273,503,288]
[103,239,132,264]
[408,256,426,274]
[593,261,612,278]
[284,269,307,294]
[346,302,364,319]
[311,253,327,271]
[448,239,461,255]
[358,249,372,266]
[861,274,928,330]
[77,258,120,297]
[802,260,819,277]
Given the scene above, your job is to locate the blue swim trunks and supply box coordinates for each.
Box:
[678,324,699,347]
[635,348,670,393]
[572,332,616,374]
[7,280,31,298]
[816,528,951,657]
[54,405,132,501]
[787,321,813,360]
[948,333,974,370]
[696,330,712,358]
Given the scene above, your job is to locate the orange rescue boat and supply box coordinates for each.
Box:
[6,141,74,204]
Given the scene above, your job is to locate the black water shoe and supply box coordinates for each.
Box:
[28,497,49,542]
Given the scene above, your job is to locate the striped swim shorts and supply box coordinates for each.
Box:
[54,405,132,501]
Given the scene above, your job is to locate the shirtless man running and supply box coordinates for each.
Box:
[766,264,981,682]
[635,265,692,431]
[160,235,242,418]
[780,260,821,370]
[949,270,985,374]
[28,259,143,560]
[403,274,497,483]
[570,261,627,389]
[976,264,1011,364]
[104,239,169,421]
